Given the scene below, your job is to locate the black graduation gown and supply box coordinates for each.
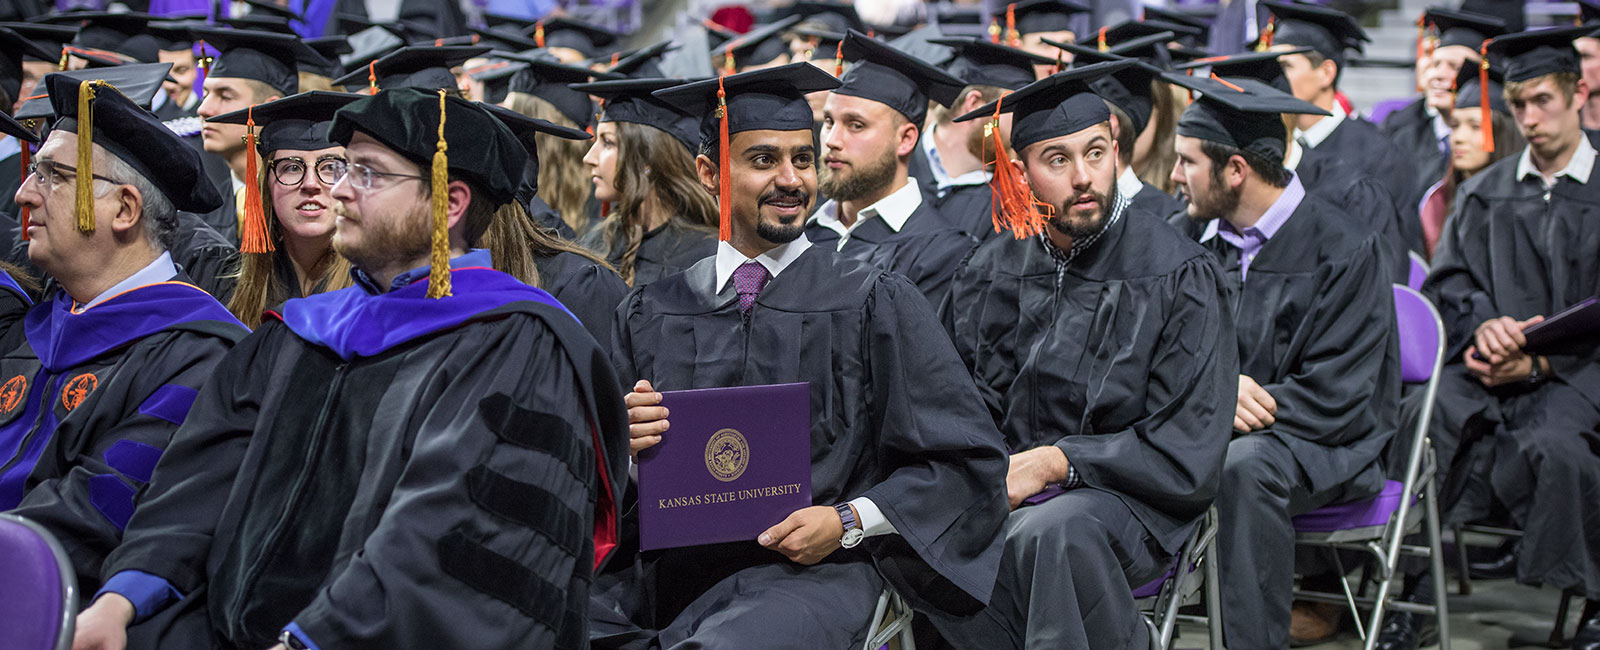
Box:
[194,155,239,244]
[0,151,21,227]
[1381,97,1451,216]
[103,270,630,650]
[1310,116,1420,243]
[1198,198,1401,494]
[1420,156,1600,596]
[1296,147,1414,283]
[1129,181,1186,221]
[944,206,1237,554]
[611,245,1008,618]
[805,200,977,308]
[528,195,579,241]
[577,221,717,288]
[534,250,629,350]
[2,276,245,591]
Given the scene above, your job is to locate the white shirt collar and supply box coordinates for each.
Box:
[922,127,990,191]
[1116,167,1144,201]
[713,237,813,294]
[1293,100,1347,149]
[0,136,20,162]
[1283,139,1304,171]
[810,177,924,250]
[76,252,178,311]
[1515,134,1597,189]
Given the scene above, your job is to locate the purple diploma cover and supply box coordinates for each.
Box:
[637,383,813,550]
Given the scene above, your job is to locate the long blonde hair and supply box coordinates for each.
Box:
[502,92,594,236]
[1135,81,1182,195]
[226,162,354,327]
[598,121,717,285]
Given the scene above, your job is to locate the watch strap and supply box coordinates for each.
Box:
[834,503,860,532]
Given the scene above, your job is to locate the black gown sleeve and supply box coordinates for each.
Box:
[549,261,629,352]
[1423,190,1500,358]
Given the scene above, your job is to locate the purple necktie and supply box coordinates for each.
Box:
[733,261,771,315]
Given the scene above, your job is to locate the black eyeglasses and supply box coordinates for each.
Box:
[27,160,124,191]
[271,156,347,187]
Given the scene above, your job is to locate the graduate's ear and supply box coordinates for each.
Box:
[108,182,143,238]
[1010,157,1029,188]
[444,179,472,229]
[896,120,918,159]
[1575,77,1592,110]
[961,89,987,115]
[696,153,719,196]
[1317,59,1339,93]
[1227,154,1250,191]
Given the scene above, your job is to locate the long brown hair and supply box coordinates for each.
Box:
[226,162,354,327]
[1135,80,1182,195]
[503,92,594,236]
[1442,110,1524,210]
[481,201,615,288]
[597,121,717,285]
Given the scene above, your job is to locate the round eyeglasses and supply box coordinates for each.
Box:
[271,156,347,187]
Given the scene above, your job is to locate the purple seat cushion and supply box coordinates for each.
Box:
[1132,570,1174,598]
[1293,480,1405,533]
[0,518,66,650]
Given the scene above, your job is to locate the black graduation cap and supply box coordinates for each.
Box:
[190,27,314,95]
[14,62,173,120]
[332,44,489,92]
[0,111,36,142]
[1050,46,1163,135]
[223,14,296,35]
[1423,8,1507,51]
[1581,1,1600,27]
[1452,57,1507,114]
[505,55,610,128]
[787,1,866,34]
[68,12,151,55]
[465,58,523,105]
[341,26,405,72]
[479,101,590,203]
[1074,27,1180,69]
[468,25,540,52]
[1174,47,1313,94]
[528,17,621,59]
[789,26,845,61]
[0,27,58,101]
[301,36,353,78]
[834,29,965,127]
[1165,72,1329,165]
[143,20,203,51]
[208,89,362,154]
[952,59,1136,151]
[43,71,225,225]
[0,22,74,62]
[1102,19,1200,47]
[653,62,841,240]
[1485,26,1591,83]
[927,36,1053,90]
[570,77,698,153]
[933,5,987,38]
[606,41,677,78]
[712,15,802,73]
[1007,0,1091,36]
[1258,1,1368,69]
[331,88,529,296]
[482,12,540,32]
[1142,7,1210,47]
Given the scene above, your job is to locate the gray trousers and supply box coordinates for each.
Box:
[928,489,1168,650]
[653,560,883,650]
[1216,435,1379,650]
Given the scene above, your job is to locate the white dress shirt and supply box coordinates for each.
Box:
[809,177,924,251]
[75,252,178,312]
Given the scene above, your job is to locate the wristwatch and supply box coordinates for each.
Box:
[280,629,310,650]
[1527,357,1547,386]
[835,503,865,548]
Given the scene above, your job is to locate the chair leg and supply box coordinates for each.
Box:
[1205,510,1225,650]
[1426,480,1452,650]
[1453,524,1472,596]
[1549,589,1575,649]
[1330,549,1368,641]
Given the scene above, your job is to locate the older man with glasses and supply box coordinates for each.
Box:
[1,72,247,598]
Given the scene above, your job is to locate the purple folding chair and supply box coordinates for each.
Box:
[1408,251,1429,291]
[1132,507,1223,650]
[1291,285,1451,650]
[0,514,78,650]
[1366,98,1416,126]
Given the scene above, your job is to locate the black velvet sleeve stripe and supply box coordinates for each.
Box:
[478,393,594,479]
[465,465,582,556]
[437,529,569,632]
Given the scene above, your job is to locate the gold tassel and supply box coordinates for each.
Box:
[428,89,452,298]
[240,105,272,253]
[75,80,104,233]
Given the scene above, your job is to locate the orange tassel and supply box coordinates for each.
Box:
[1053,47,1063,74]
[1211,73,1244,92]
[716,77,732,241]
[1479,45,1494,153]
[18,142,29,240]
[534,20,546,48]
[867,29,875,39]
[610,51,620,67]
[985,95,1052,239]
[989,17,1001,44]
[833,40,844,77]
[1006,3,1019,46]
[367,61,378,93]
[1257,16,1275,51]
[1416,15,1428,92]
[240,105,272,254]
[1098,26,1109,52]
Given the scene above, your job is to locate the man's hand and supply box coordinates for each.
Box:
[1464,347,1541,387]
[1472,315,1543,365]
[758,505,845,565]
[1005,446,1069,510]
[73,593,134,650]
[1235,375,1277,432]
[625,379,669,458]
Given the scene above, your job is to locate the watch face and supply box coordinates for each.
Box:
[841,528,865,548]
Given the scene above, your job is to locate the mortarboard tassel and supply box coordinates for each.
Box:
[717,76,731,241]
[1053,47,1063,75]
[833,40,844,77]
[610,51,620,67]
[75,80,106,234]
[867,29,875,39]
[534,20,546,49]
[240,105,272,254]
[18,141,30,240]
[58,50,68,71]
[1415,15,1428,92]
[985,95,1052,239]
[1479,44,1494,154]
[1098,26,1109,52]
[428,90,452,298]
[368,61,378,93]
[722,47,737,77]
[805,35,819,59]
[1257,16,1275,51]
[988,17,1002,44]
[1006,4,1019,46]
[1210,73,1244,93]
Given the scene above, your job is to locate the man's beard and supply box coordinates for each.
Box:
[332,201,433,275]
[751,186,810,244]
[1185,175,1242,223]
[819,144,896,201]
[1048,186,1116,240]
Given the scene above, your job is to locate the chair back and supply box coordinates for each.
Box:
[1407,251,1429,291]
[0,514,77,650]
[1391,284,1446,511]
[1366,98,1414,125]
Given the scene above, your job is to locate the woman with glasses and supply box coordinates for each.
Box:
[209,92,362,326]
[573,79,718,288]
